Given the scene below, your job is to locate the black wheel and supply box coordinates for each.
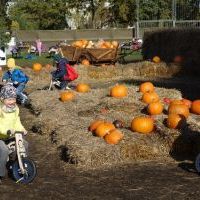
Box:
[195,153,200,173]
[12,158,37,184]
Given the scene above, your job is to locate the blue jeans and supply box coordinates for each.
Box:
[16,83,27,103]
[0,139,29,177]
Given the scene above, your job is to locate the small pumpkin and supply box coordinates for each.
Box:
[76,83,90,93]
[131,116,154,134]
[113,119,124,128]
[95,122,115,138]
[166,114,186,129]
[81,59,90,66]
[168,104,190,118]
[104,129,124,145]
[110,84,128,98]
[152,56,161,63]
[60,91,75,102]
[89,120,104,132]
[33,63,42,72]
[147,101,164,115]
[139,82,154,93]
[191,100,200,115]
[142,92,159,104]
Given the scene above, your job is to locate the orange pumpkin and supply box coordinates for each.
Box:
[139,82,154,93]
[131,116,154,134]
[166,114,186,129]
[81,59,90,66]
[191,100,200,115]
[168,104,190,118]
[152,56,161,63]
[95,122,116,138]
[73,40,84,48]
[181,99,192,108]
[111,41,119,48]
[147,101,164,115]
[110,84,128,98]
[76,83,90,93]
[60,91,75,102]
[33,63,42,72]
[89,120,104,132]
[104,129,124,145]
[142,92,159,104]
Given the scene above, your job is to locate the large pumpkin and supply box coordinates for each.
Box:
[152,56,161,63]
[95,122,115,138]
[89,120,104,132]
[166,114,186,129]
[191,100,200,115]
[104,129,124,145]
[147,101,163,115]
[168,104,190,118]
[142,92,159,104]
[33,63,42,72]
[170,99,184,106]
[131,116,154,134]
[139,82,154,93]
[76,83,90,93]
[110,84,128,98]
[81,59,90,66]
[60,91,75,102]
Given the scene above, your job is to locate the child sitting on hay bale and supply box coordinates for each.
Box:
[51,54,78,90]
[2,58,29,105]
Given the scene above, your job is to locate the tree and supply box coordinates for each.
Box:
[8,0,68,30]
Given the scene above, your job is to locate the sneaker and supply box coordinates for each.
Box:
[65,86,71,90]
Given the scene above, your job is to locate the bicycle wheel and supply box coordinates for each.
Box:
[12,158,37,184]
[195,153,200,173]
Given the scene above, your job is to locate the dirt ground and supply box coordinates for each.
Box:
[0,63,200,199]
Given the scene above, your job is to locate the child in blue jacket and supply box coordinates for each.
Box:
[2,58,29,104]
[51,54,69,90]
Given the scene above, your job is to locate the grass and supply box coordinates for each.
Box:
[7,49,143,68]
[8,53,53,68]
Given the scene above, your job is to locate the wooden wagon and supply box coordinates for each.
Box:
[60,45,119,65]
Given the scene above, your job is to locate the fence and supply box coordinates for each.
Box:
[135,0,200,38]
[14,29,134,48]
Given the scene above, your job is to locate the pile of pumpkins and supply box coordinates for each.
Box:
[89,120,124,145]
[71,39,119,49]
[139,81,200,131]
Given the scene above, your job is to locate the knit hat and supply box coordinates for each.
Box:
[53,53,62,63]
[7,58,16,69]
[0,83,17,100]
